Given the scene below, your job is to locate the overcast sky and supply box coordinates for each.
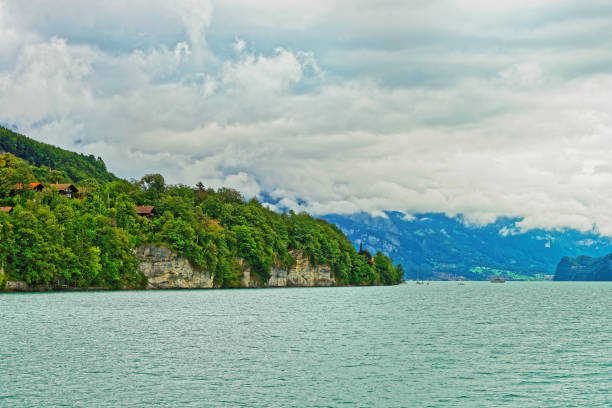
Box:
[2,1,612,233]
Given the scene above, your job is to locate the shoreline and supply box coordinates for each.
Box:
[5,280,611,293]
[0,281,401,293]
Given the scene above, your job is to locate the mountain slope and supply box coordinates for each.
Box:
[555,253,612,281]
[0,126,116,182]
[323,212,612,280]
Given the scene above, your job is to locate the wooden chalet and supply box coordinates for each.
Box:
[135,205,156,220]
[10,182,44,194]
[0,206,13,214]
[50,184,79,198]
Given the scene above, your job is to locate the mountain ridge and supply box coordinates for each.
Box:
[322,211,612,280]
[554,253,612,281]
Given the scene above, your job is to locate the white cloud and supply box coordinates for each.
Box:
[2,0,612,235]
[221,47,303,95]
[577,239,596,247]
[401,213,416,222]
[173,0,213,57]
[233,37,246,54]
[498,63,544,88]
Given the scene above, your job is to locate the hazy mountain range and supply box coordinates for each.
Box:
[322,212,612,280]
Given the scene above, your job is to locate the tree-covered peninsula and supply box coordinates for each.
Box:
[554,253,612,281]
[0,127,403,290]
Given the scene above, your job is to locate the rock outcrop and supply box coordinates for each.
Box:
[0,265,29,290]
[5,280,30,290]
[135,246,336,289]
[554,253,612,281]
[242,251,335,288]
[134,246,215,289]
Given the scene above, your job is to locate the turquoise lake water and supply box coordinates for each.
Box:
[0,282,610,407]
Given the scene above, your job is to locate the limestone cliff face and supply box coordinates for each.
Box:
[134,246,215,289]
[241,251,335,288]
[135,246,335,289]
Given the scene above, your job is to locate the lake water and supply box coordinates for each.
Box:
[1,282,610,407]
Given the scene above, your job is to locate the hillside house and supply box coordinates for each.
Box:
[135,205,156,221]
[50,184,79,198]
[10,182,44,195]
[0,206,13,214]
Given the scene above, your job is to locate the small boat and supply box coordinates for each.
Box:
[415,271,424,284]
[490,277,505,283]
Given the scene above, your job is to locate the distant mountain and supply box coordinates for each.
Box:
[322,212,612,280]
[0,126,116,183]
[554,254,612,281]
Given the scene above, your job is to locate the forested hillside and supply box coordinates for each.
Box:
[0,127,116,183]
[0,132,403,289]
[554,253,612,281]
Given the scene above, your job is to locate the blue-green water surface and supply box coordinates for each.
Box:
[1,282,610,407]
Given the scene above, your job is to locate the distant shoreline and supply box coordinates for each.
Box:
[5,280,612,294]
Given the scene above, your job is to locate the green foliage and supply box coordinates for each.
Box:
[0,153,33,196]
[0,131,402,289]
[0,199,144,289]
[0,126,116,183]
[374,252,404,285]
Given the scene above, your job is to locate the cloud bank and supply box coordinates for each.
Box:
[2,0,612,233]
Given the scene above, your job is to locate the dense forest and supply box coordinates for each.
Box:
[0,127,403,289]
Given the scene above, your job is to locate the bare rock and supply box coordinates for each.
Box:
[133,246,214,289]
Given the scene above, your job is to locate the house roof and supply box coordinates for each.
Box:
[11,182,43,190]
[50,183,78,191]
[135,205,155,215]
[0,206,13,213]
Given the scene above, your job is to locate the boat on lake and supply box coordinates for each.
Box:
[415,271,424,284]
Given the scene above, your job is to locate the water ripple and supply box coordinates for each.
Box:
[0,282,610,407]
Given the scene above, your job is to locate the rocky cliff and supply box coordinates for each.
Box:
[135,246,336,289]
[554,253,612,281]
[241,251,335,288]
[134,246,215,289]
